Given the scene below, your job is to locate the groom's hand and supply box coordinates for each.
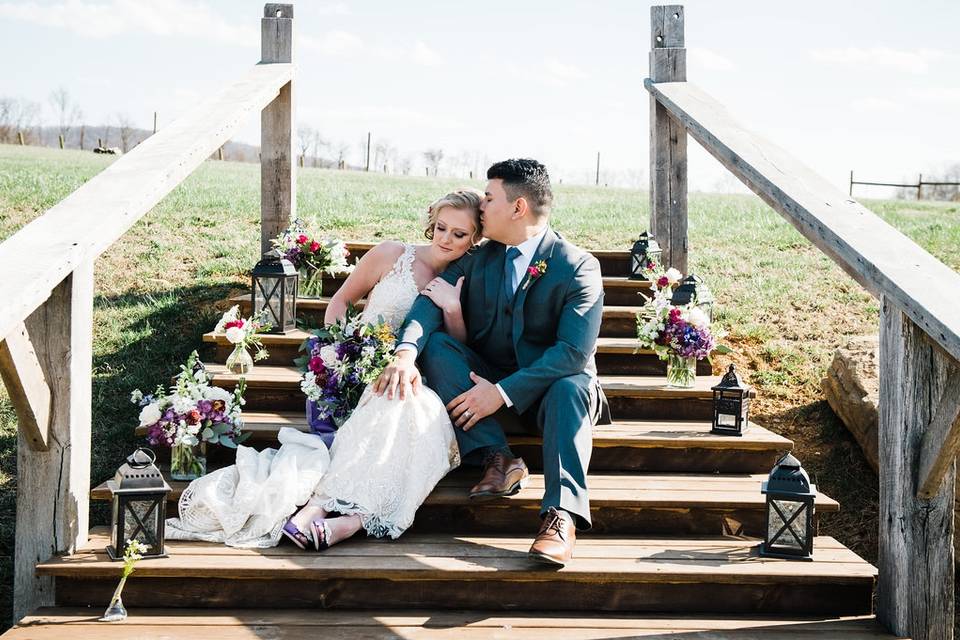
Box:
[447,372,504,431]
[374,350,422,400]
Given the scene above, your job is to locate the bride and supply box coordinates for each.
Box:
[166,188,481,549]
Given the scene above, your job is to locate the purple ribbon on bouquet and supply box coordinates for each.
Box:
[306,399,336,449]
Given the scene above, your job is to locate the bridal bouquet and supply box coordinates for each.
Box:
[213,305,271,374]
[271,220,353,297]
[636,268,723,388]
[132,351,250,480]
[295,306,396,444]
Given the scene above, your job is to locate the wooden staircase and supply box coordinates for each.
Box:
[6,246,893,638]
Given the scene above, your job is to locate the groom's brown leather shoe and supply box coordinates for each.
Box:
[468,452,529,500]
[528,507,576,566]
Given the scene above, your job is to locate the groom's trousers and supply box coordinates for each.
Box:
[420,332,600,530]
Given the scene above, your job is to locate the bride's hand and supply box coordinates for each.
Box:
[373,349,422,400]
[422,276,464,314]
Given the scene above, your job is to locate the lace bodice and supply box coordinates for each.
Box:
[360,243,420,330]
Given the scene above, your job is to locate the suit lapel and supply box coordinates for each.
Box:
[512,229,558,349]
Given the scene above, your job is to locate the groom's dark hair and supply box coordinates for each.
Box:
[487,158,553,219]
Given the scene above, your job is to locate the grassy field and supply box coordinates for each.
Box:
[1,144,959,629]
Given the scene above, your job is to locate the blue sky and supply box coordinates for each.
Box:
[1,0,958,192]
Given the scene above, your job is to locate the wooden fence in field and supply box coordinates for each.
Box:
[0,4,296,623]
[648,6,960,638]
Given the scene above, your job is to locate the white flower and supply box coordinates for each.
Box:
[664,268,683,285]
[362,345,375,358]
[203,386,233,403]
[171,395,195,415]
[687,307,710,329]
[300,374,322,401]
[138,403,162,427]
[225,326,246,344]
[319,345,340,369]
[214,305,241,333]
[130,389,143,404]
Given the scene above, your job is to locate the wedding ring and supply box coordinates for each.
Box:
[464,410,472,419]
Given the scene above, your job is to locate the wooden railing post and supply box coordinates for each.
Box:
[878,295,955,639]
[649,5,688,274]
[12,260,93,623]
[260,3,295,255]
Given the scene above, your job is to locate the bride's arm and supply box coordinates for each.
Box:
[422,276,466,343]
[323,242,403,325]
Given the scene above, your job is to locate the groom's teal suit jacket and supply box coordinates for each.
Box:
[399,228,608,417]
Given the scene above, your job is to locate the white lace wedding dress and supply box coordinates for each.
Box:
[166,244,460,546]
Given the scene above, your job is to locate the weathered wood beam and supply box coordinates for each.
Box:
[878,296,954,639]
[14,261,94,624]
[0,322,51,450]
[0,62,292,344]
[648,5,688,274]
[916,364,960,499]
[260,3,295,255]
[644,79,960,365]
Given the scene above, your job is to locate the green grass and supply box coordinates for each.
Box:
[1,144,960,629]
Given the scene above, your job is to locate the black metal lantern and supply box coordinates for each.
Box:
[671,274,715,322]
[252,249,298,334]
[711,364,752,436]
[629,231,662,280]
[106,448,171,560]
[760,453,816,561]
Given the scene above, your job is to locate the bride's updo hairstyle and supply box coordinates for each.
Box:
[423,188,484,245]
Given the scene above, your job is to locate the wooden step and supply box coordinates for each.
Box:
[200,364,754,420]
[92,469,837,537]
[136,413,790,473]
[4,607,899,639]
[38,529,877,616]
[339,241,634,278]
[203,329,711,376]
[231,294,646,339]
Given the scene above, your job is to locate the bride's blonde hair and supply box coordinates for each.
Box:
[423,188,484,245]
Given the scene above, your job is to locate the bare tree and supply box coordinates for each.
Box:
[16,100,40,144]
[399,155,413,176]
[334,140,351,168]
[0,97,17,143]
[311,129,327,167]
[297,125,314,166]
[423,148,444,176]
[116,113,134,152]
[78,123,86,150]
[49,87,82,144]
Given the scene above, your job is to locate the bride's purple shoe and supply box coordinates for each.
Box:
[311,519,331,551]
[281,520,312,550]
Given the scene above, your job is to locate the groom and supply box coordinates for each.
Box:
[377,158,607,565]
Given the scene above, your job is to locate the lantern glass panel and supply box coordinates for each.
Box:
[120,496,164,555]
[282,281,296,331]
[768,499,807,551]
[254,276,283,328]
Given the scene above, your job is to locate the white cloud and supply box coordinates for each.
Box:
[0,0,255,46]
[907,86,960,106]
[411,41,443,67]
[849,97,903,113]
[689,47,735,71]
[300,30,363,56]
[809,46,947,74]
[542,58,588,87]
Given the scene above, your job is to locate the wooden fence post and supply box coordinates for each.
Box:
[649,5,688,274]
[12,260,94,623]
[260,3,295,255]
[877,295,955,639]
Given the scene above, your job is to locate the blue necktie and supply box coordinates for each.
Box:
[504,246,522,299]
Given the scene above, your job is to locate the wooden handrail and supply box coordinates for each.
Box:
[644,79,960,366]
[0,62,293,344]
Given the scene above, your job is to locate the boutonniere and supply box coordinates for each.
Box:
[522,260,548,290]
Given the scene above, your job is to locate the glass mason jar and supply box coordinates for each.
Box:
[298,265,325,298]
[225,343,254,375]
[666,353,697,388]
[170,441,206,481]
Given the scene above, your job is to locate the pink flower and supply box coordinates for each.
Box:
[297,234,308,244]
[309,240,321,252]
[669,308,682,322]
[527,266,539,277]
[657,276,669,288]
[309,356,324,373]
[224,319,244,330]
